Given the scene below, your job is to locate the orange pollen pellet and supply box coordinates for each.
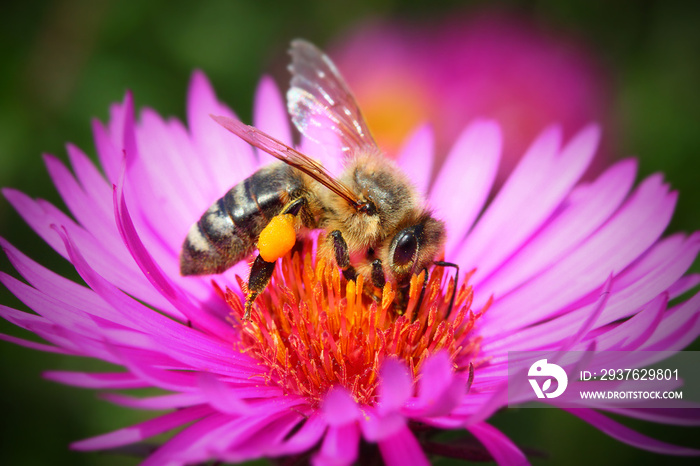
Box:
[258,214,296,262]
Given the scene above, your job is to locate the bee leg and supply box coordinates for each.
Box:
[434,261,459,319]
[367,259,385,303]
[329,230,357,281]
[280,196,306,216]
[244,254,276,320]
[371,259,386,288]
[246,197,308,319]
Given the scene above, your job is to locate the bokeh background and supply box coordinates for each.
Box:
[1,0,699,464]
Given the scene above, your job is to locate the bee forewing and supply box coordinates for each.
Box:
[288,88,346,160]
[211,115,361,207]
[288,39,379,156]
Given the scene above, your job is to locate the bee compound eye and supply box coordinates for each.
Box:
[392,228,419,267]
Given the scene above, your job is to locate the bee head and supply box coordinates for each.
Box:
[387,213,446,286]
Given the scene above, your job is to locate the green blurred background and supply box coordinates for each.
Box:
[1,0,699,464]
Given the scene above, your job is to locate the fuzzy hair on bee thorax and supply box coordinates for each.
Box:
[335,153,421,248]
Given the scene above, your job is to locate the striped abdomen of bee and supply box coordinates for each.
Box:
[180,163,304,276]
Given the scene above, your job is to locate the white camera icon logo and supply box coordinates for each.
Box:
[528,359,568,399]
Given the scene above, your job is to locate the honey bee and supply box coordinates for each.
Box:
[180,39,448,319]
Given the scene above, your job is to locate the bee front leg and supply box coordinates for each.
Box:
[371,259,385,288]
[329,230,357,281]
[364,258,386,304]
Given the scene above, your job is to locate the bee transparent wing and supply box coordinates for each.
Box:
[288,39,379,156]
[212,115,362,208]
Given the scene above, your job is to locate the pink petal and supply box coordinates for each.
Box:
[93,96,130,183]
[4,238,244,376]
[91,117,120,184]
[313,423,360,466]
[54,224,253,375]
[186,70,256,194]
[601,408,700,426]
[1,237,131,329]
[254,75,293,165]
[269,413,328,456]
[2,188,68,258]
[139,413,233,466]
[642,291,700,351]
[43,370,148,389]
[667,274,700,299]
[396,123,434,195]
[0,274,104,338]
[124,108,212,249]
[565,409,700,455]
[463,387,510,425]
[111,345,198,392]
[378,425,430,466]
[406,351,464,417]
[477,158,636,299]
[0,332,72,354]
[594,232,700,325]
[430,119,502,256]
[452,125,561,269]
[101,392,205,410]
[457,125,599,282]
[0,302,118,361]
[481,172,676,335]
[72,404,212,451]
[594,293,667,351]
[360,408,406,442]
[163,406,301,464]
[197,372,252,415]
[120,90,139,166]
[322,388,361,426]
[466,422,529,466]
[557,274,613,352]
[379,358,413,414]
[44,153,119,248]
[484,233,700,353]
[216,411,307,463]
[65,143,112,212]
[114,178,234,338]
[2,188,179,315]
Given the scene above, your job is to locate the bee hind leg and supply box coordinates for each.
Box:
[244,254,276,320]
[245,197,308,319]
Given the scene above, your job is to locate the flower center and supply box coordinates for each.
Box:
[222,240,490,407]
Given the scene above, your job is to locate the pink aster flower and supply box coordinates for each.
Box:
[332,10,612,184]
[2,45,700,465]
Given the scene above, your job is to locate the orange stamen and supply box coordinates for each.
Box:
[225,240,488,407]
